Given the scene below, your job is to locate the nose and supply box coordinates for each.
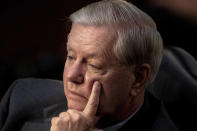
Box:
[67,61,84,84]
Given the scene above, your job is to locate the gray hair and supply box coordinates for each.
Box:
[69,0,163,83]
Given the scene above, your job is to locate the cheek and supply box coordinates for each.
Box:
[85,71,101,81]
[98,73,131,113]
[63,66,103,98]
[84,71,102,93]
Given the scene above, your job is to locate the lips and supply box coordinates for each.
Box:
[67,89,87,100]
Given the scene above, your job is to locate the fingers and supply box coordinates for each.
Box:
[51,116,68,131]
[51,112,71,131]
[51,112,70,126]
[51,82,101,131]
[83,81,101,117]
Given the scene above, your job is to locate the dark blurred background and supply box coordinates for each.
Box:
[0,0,197,100]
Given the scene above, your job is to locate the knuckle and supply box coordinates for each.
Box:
[67,109,75,114]
[51,117,57,125]
[52,117,61,126]
[74,113,81,121]
[56,119,62,126]
[63,115,70,122]
[59,112,67,117]
[51,116,70,126]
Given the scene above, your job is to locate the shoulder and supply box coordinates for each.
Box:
[150,98,179,131]
[3,78,66,111]
[144,91,179,131]
[0,78,67,131]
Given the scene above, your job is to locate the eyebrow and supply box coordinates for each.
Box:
[66,44,102,59]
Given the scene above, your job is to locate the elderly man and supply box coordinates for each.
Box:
[50,0,178,131]
[0,0,179,131]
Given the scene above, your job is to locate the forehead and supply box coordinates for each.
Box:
[67,24,117,56]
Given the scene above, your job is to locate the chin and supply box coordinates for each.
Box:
[67,100,86,111]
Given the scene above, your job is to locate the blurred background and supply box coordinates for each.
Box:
[0,0,197,100]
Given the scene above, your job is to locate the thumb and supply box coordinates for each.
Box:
[83,81,101,117]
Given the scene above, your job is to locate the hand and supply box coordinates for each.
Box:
[50,81,101,131]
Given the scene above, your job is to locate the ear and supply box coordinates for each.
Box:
[130,63,151,96]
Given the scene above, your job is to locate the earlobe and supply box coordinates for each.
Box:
[130,64,151,96]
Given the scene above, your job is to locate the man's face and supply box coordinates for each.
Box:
[63,24,135,117]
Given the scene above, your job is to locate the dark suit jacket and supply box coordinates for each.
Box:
[0,78,179,131]
[119,91,178,131]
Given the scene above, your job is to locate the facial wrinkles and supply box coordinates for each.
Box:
[69,24,118,69]
[69,24,107,48]
[66,45,107,76]
[65,24,124,109]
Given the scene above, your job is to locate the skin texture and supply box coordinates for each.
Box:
[51,81,101,131]
[51,24,150,130]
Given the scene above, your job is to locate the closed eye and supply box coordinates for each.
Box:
[67,55,74,61]
[89,64,102,70]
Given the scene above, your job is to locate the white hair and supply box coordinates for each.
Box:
[69,0,163,83]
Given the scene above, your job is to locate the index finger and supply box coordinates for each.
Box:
[83,81,101,117]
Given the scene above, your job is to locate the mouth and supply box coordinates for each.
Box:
[67,89,87,100]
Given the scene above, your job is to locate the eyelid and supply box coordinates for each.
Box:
[66,54,76,61]
[67,50,75,58]
[67,55,73,59]
[89,63,102,70]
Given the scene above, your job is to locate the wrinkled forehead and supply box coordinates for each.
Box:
[67,24,118,58]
